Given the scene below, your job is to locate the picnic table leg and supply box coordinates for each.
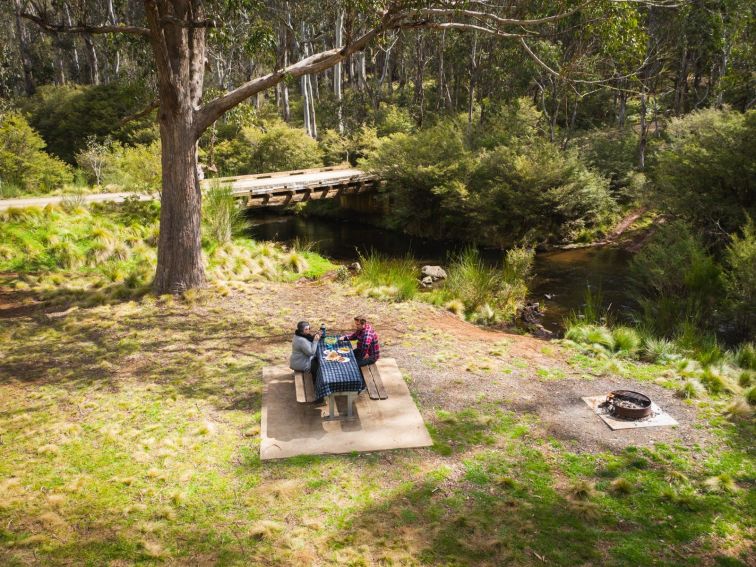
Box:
[328,395,335,419]
[347,393,354,417]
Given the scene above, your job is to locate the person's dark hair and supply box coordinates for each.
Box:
[354,315,367,325]
[296,321,310,334]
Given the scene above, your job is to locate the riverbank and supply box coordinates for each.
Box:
[1,274,753,565]
[248,209,636,332]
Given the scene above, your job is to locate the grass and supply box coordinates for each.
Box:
[0,202,337,304]
[354,249,418,301]
[0,287,753,566]
[0,204,753,565]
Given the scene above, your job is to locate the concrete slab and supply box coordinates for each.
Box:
[582,396,678,430]
[261,358,433,460]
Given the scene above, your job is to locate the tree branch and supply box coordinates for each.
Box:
[118,99,160,126]
[417,2,593,28]
[194,17,396,135]
[20,12,150,36]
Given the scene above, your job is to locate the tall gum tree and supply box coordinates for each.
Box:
[18,0,659,294]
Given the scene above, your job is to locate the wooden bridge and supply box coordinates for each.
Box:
[207,165,381,208]
[0,165,380,211]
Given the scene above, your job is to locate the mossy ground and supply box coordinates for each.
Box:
[0,277,753,566]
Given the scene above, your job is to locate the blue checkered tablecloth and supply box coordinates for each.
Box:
[315,336,365,399]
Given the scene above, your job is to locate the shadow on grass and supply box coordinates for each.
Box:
[0,286,278,414]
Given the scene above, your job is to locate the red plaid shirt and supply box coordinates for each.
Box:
[347,323,380,361]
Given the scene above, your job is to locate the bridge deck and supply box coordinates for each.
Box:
[0,166,379,211]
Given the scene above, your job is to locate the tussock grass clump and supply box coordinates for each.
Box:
[568,480,596,501]
[745,386,756,405]
[609,478,634,495]
[444,246,533,322]
[739,371,754,388]
[203,183,248,244]
[677,379,705,399]
[250,520,285,540]
[703,474,740,494]
[725,398,754,420]
[642,337,680,363]
[699,367,736,395]
[282,250,309,274]
[355,250,417,302]
[611,326,641,356]
[734,342,756,370]
[444,298,466,318]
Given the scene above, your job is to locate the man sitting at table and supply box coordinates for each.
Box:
[341,315,380,367]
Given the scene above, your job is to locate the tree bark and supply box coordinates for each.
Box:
[146,0,207,294]
[154,116,206,294]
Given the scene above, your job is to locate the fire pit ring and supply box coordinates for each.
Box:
[602,390,653,420]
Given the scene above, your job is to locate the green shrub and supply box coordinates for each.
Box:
[319,129,349,165]
[19,82,157,163]
[577,128,639,200]
[375,104,415,137]
[652,108,755,242]
[629,221,723,337]
[723,220,756,339]
[367,108,615,246]
[103,141,161,191]
[0,112,73,193]
[212,119,324,176]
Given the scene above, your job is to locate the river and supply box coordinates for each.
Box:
[248,212,635,332]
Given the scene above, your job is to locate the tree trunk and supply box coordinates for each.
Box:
[83,32,100,84]
[467,33,477,126]
[334,11,344,133]
[63,2,81,80]
[153,115,206,294]
[13,0,35,95]
[637,90,648,170]
[146,0,207,294]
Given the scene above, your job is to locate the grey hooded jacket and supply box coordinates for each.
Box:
[289,334,318,372]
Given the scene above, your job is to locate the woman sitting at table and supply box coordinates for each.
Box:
[289,321,321,376]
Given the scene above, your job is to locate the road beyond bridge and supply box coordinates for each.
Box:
[0,165,381,211]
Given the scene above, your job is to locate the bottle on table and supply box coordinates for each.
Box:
[320,324,326,344]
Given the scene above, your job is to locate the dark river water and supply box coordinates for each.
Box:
[248,212,635,332]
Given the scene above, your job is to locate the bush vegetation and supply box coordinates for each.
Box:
[365,100,616,246]
[651,109,755,243]
[351,246,534,326]
[0,112,73,195]
[18,82,158,163]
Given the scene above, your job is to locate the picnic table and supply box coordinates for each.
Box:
[315,334,365,418]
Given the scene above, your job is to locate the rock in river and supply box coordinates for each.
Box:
[421,265,447,280]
